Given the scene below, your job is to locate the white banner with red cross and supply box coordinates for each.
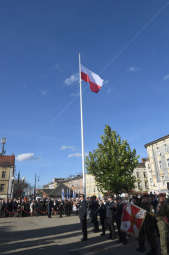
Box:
[120,203,146,237]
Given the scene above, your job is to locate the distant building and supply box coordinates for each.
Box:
[145,134,169,192]
[63,175,83,196]
[86,174,103,198]
[133,160,150,192]
[0,155,15,199]
[42,175,83,198]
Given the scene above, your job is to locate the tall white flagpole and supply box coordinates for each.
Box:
[79,53,86,197]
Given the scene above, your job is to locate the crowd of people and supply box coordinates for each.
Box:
[78,192,169,255]
[0,198,79,217]
[1,192,169,255]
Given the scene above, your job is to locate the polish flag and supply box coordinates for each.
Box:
[81,65,104,93]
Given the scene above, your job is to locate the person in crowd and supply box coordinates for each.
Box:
[58,199,64,217]
[30,200,35,216]
[98,199,106,236]
[89,195,100,232]
[105,195,116,239]
[47,198,53,218]
[72,200,78,215]
[156,193,169,255]
[115,197,128,245]
[78,194,88,241]
[136,194,158,255]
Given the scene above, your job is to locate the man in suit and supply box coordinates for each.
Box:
[79,194,88,241]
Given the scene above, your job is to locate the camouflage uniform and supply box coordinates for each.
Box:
[156,194,169,255]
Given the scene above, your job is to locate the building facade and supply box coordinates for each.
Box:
[0,155,15,199]
[133,160,150,192]
[86,174,103,198]
[145,135,169,192]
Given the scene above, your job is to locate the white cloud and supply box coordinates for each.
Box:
[16,153,39,162]
[128,66,140,72]
[163,74,169,80]
[70,92,80,97]
[60,145,75,151]
[40,90,48,96]
[64,73,79,86]
[68,152,89,158]
[68,153,82,158]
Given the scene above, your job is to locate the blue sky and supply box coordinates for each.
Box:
[0,0,169,187]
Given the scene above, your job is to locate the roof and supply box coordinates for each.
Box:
[144,134,169,148]
[0,155,15,167]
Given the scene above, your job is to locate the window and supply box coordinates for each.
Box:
[1,171,6,178]
[167,159,169,168]
[164,144,169,152]
[0,184,5,192]
[143,172,147,178]
[138,183,141,189]
[136,172,139,178]
[159,161,162,169]
[145,181,148,189]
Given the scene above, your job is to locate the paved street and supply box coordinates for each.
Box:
[0,215,147,255]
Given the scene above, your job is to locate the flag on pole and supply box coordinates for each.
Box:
[73,190,76,199]
[120,203,146,237]
[81,65,104,93]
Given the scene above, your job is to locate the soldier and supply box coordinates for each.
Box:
[47,198,53,218]
[105,196,116,239]
[58,199,64,218]
[78,194,88,241]
[98,199,106,236]
[136,194,158,255]
[156,193,169,255]
[115,198,128,245]
[88,196,99,232]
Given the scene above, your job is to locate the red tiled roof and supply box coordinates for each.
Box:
[0,155,15,166]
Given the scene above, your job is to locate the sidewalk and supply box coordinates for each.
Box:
[0,215,145,255]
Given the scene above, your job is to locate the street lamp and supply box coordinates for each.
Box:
[0,137,6,155]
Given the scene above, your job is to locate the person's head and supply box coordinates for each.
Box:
[158,193,166,202]
[107,195,113,202]
[79,194,85,201]
[141,194,149,203]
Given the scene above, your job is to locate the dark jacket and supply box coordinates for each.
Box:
[79,200,87,220]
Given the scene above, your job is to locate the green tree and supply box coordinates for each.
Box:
[86,125,139,194]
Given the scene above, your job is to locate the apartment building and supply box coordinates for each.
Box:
[145,134,169,192]
[86,174,103,198]
[133,160,150,192]
[0,155,15,199]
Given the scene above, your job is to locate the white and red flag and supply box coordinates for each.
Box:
[120,203,146,237]
[81,65,104,93]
